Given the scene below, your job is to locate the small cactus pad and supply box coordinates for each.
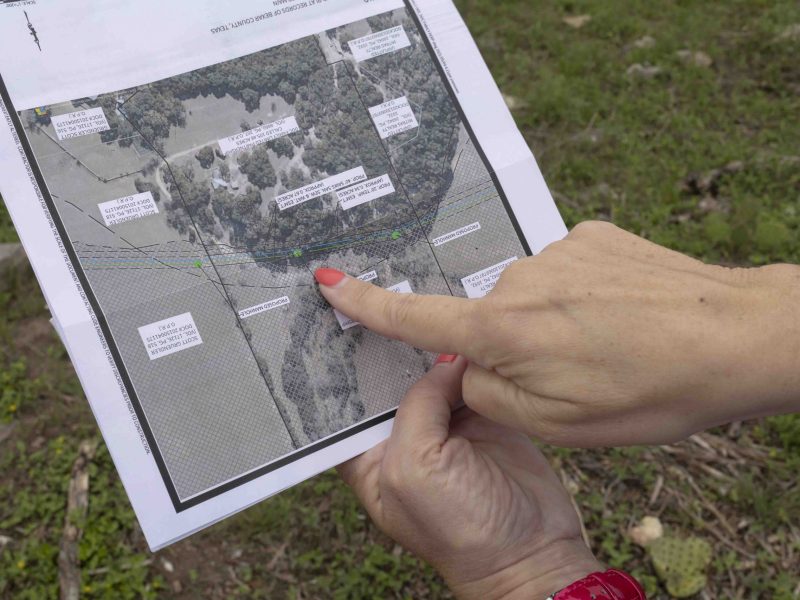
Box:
[648,535,712,598]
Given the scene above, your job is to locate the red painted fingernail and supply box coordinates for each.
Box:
[315,268,347,287]
[434,354,458,366]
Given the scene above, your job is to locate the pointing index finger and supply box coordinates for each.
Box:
[315,268,484,359]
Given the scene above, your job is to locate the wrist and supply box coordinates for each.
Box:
[447,538,602,600]
[720,264,800,422]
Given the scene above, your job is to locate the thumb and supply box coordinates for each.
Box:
[315,268,484,358]
[387,355,468,455]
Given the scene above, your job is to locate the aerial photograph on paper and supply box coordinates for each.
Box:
[16,7,528,503]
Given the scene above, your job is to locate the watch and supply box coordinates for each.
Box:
[547,569,646,600]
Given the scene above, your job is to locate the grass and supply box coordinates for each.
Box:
[1,1,799,598]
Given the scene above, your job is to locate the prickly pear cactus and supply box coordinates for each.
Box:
[648,535,712,598]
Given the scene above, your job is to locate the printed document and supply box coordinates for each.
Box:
[0,0,566,549]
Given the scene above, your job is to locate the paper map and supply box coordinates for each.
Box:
[0,0,566,548]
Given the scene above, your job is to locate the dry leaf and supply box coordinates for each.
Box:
[629,515,664,547]
[502,93,525,111]
[563,15,591,29]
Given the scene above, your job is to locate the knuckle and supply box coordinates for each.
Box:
[407,377,439,401]
[461,298,491,339]
[382,292,416,329]
[499,257,528,278]
[538,238,573,259]
[568,220,616,239]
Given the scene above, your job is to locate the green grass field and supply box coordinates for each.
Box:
[2,1,799,598]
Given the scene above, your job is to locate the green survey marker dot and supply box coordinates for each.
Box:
[391,230,402,240]
[292,249,303,258]
[194,260,203,268]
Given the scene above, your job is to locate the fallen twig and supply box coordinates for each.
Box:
[559,468,591,549]
[648,474,664,507]
[58,440,98,600]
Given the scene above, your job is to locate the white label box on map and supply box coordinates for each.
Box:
[334,272,398,330]
[387,280,413,294]
[138,313,203,361]
[357,271,379,283]
[369,97,419,140]
[218,117,300,156]
[238,296,290,320]
[461,257,518,299]
[348,26,411,62]
[433,222,481,247]
[51,108,111,140]
[336,175,395,210]
[276,167,367,211]
[98,192,158,227]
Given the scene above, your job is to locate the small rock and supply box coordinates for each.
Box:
[563,14,591,29]
[778,24,800,41]
[626,63,662,78]
[0,535,12,550]
[561,472,580,496]
[633,35,656,49]
[629,516,664,547]
[160,558,175,573]
[676,49,713,68]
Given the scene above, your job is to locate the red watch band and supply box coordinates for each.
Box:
[552,569,646,600]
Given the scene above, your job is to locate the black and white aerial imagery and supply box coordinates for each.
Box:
[19,8,527,501]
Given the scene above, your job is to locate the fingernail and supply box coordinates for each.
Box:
[314,268,347,288]
[434,354,458,366]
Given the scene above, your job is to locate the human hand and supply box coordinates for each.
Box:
[338,356,600,599]
[317,221,800,447]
